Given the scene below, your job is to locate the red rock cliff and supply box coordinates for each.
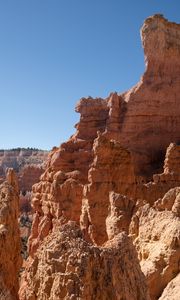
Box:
[26,13,180,249]
[20,15,180,300]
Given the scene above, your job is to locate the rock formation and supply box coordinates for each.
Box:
[0,169,22,299]
[0,148,48,193]
[130,187,180,299]
[74,15,180,179]
[19,14,180,300]
[18,165,45,193]
[80,133,136,245]
[19,222,150,300]
[136,143,180,205]
[159,273,180,300]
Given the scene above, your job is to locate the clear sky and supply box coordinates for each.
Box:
[0,0,179,150]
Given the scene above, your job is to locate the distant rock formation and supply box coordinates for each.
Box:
[0,148,48,193]
[0,169,22,299]
[18,165,45,193]
[19,15,180,300]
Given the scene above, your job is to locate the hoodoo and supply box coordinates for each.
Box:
[17,15,180,300]
[0,169,22,300]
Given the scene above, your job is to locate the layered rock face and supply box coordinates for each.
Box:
[0,169,22,299]
[80,133,136,244]
[20,15,180,300]
[0,149,48,193]
[19,222,149,300]
[74,15,180,178]
[18,165,45,193]
[120,15,180,176]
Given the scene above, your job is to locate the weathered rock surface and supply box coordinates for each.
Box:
[80,133,136,245]
[19,222,149,300]
[20,14,180,300]
[0,169,22,299]
[159,273,180,300]
[25,11,179,255]
[136,143,180,205]
[130,187,180,300]
[119,14,180,177]
[19,165,45,193]
[0,148,48,193]
[73,15,180,179]
[106,192,135,240]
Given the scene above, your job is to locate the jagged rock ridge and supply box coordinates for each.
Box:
[19,15,180,300]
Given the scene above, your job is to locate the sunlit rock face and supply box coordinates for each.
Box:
[19,222,150,300]
[29,15,180,253]
[129,186,180,300]
[158,273,180,300]
[0,169,22,300]
[80,133,136,245]
[74,15,180,179]
[19,15,180,300]
[0,148,48,193]
[119,14,180,177]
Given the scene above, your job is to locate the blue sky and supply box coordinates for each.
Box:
[0,0,179,150]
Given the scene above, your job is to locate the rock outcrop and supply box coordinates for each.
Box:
[0,149,48,193]
[136,143,180,205]
[19,165,45,193]
[130,187,180,299]
[73,15,180,179]
[19,222,149,300]
[159,273,180,300]
[19,14,180,300]
[0,169,22,299]
[80,133,136,245]
[26,15,180,252]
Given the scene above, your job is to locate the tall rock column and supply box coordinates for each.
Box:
[0,169,22,300]
[80,133,136,245]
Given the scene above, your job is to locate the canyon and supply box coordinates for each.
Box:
[0,148,48,193]
[0,14,180,300]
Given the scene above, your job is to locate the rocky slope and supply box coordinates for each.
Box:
[19,14,180,300]
[0,169,22,300]
[19,222,149,300]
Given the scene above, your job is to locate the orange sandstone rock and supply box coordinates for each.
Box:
[119,15,180,177]
[0,169,22,299]
[19,222,150,300]
[129,187,180,300]
[80,133,136,245]
[20,15,180,300]
[0,149,48,194]
[159,273,180,300]
[28,15,180,255]
[19,165,45,193]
